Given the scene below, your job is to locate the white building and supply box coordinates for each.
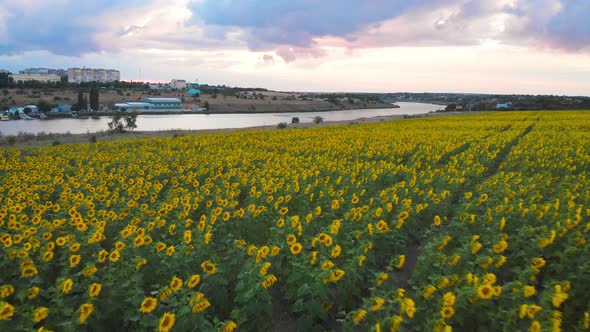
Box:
[9,74,61,83]
[171,79,187,89]
[67,68,121,83]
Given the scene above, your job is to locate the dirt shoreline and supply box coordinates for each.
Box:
[1,111,468,149]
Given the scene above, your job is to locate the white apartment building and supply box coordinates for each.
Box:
[9,74,61,83]
[67,68,121,83]
[171,79,187,89]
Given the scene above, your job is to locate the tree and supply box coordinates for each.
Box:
[37,100,53,113]
[124,113,137,131]
[77,90,84,110]
[108,112,125,133]
[204,101,210,110]
[89,87,99,111]
[108,110,137,133]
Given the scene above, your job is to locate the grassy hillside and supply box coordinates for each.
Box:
[1,87,394,113]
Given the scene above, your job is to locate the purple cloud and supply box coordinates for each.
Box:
[189,0,453,49]
[189,0,590,60]
[1,0,589,61]
[0,0,150,56]
[544,1,590,50]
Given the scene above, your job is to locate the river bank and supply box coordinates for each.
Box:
[0,110,467,149]
[69,103,400,117]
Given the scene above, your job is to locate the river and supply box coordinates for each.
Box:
[0,102,442,136]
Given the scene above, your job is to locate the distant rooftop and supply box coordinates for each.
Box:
[141,98,182,103]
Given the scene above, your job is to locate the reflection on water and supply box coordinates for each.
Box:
[0,102,442,135]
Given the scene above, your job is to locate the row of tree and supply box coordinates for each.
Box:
[72,87,100,112]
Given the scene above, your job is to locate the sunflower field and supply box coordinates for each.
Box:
[1,111,589,331]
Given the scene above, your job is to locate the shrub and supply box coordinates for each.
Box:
[6,136,16,145]
[313,116,324,124]
[52,140,61,146]
[88,135,97,143]
[277,122,288,129]
[291,117,300,124]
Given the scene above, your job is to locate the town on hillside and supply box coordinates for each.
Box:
[2,67,590,121]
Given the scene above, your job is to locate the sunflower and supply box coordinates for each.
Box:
[187,274,201,289]
[158,312,176,332]
[220,321,238,332]
[286,234,297,245]
[400,298,416,318]
[135,259,147,271]
[390,315,403,332]
[60,279,74,294]
[471,242,482,255]
[433,215,442,226]
[55,237,67,246]
[479,193,489,202]
[443,292,456,307]
[69,255,81,267]
[156,242,167,252]
[170,276,183,292]
[0,302,15,320]
[314,206,322,216]
[21,266,38,278]
[331,245,342,258]
[376,220,390,233]
[88,283,102,297]
[140,297,157,313]
[270,246,280,256]
[261,274,278,289]
[134,236,145,247]
[27,286,40,300]
[440,306,455,319]
[34,307,49,323]
[331,200,340,209]
[79,303,94,324]
[69,243,81,252]
[477,284,494,300]
[201,261,217,275]
[159,289,173,301]
[530,321,541,332]
[183,230,192,244]
[166,246,175,257]
[324,269,345,284]
[531,257,546,269]
[109,250,121,263]
[395,255,406,269]
[353,309,367,325]
[371,297,385,311]
[290,242,303,255]
[423,285,437,299]
[97,249,108,263]
[259,262,271,276]
[192,298,211,313]
[83,266,98,278]
[399,211,409,220]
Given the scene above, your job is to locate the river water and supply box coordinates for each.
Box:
[0,102,442,136]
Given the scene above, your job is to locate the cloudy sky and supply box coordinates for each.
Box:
[1,0,589,95]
